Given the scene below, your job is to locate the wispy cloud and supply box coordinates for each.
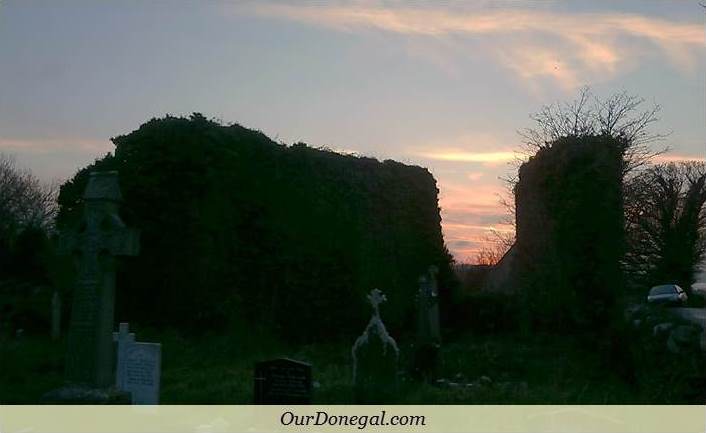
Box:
[435,179,513,261]
[247,3,703,90]
[445,222,514,233]
[467,171,484,181]
[410,132,521,166]
[418,150,516,164]
[653,153,706,163]
[0,138,112,155]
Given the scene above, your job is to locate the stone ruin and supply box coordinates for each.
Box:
[484,136,625,329]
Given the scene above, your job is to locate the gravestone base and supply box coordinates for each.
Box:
[352,320,399,404]
[411,342,442,383]
[354,381,398,405]
[41,385,130,404]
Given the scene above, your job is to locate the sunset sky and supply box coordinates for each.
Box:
[1,1,704,263]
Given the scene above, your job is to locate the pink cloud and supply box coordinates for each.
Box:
[436,179,514,261]
[417,150,516,164]
[653,153,706,163]
[247,4,703,90]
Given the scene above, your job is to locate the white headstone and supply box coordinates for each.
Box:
[123,342,161,405]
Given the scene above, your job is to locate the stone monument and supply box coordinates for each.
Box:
[352,289,399,403]
[412,265,442,381]
[42,171,139,403]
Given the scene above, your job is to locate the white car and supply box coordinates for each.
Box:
[647,284,688,305]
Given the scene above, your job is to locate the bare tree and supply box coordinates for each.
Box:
[474,229,515,266]
[519,87,667,175]
[0,153,57,242]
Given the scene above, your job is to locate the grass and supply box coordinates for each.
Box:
[0,329,699,404]
[0,336,65,403]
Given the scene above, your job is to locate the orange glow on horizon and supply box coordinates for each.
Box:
[418,150,517,164]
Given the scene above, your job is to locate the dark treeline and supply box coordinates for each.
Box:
[0,153,56,283]
[625,162,706,294]
[56,114,455,341]
[0,155,57,334]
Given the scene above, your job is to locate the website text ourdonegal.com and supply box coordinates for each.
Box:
[280,410,426,429]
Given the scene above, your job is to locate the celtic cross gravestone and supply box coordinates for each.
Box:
[60,171,139,388]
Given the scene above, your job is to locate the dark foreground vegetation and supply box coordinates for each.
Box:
[2,327,702,404]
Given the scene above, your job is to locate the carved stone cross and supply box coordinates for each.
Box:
[366,289,387,318]
[353,288,398,403]
[61,171,139,388]
[113,323,135,345]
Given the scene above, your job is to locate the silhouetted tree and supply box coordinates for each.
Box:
[0,154,56,239]
[474,229,514,266]
[0,154,56,280]
[624,162,706,293]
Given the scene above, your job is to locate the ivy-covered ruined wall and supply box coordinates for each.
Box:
[57,114,454,340]
[503,135,625,331]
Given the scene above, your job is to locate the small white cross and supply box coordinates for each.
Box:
[112,322,135,344]
[113,322,135,389]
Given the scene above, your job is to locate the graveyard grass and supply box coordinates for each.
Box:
[2,329,658,404]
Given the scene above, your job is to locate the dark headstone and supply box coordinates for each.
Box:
[253,358,312,404]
